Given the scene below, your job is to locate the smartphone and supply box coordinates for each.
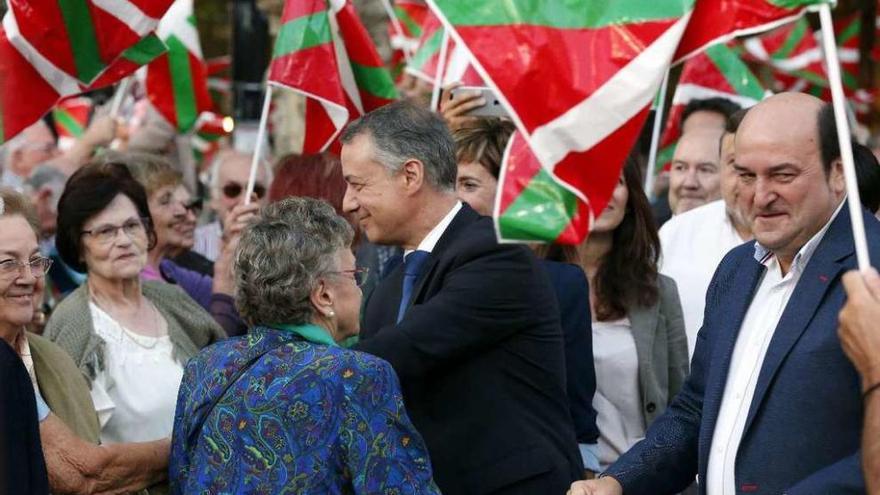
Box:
[448,86,508,118]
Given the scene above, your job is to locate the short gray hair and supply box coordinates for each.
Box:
[340,100,457,191]
[234,197,354,327]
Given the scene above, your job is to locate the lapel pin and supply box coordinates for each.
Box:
[819,275,829,283]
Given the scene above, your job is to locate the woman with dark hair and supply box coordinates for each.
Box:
[575,156,688,470]
[1,187,170,494]
[44,163,224,448]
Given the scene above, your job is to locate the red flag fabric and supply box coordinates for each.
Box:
[269,0,398,153]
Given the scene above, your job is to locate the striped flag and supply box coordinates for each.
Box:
[53,96,93,150]
[5,0,172,86]
[405,10,482,86]
[431,0,696,243]
[0,1,172,145]
[145,0,212,133]
[430,0,831,244]
[674,0,830,62]
[384,0,429,79]
[191,111,230,165]
[269,0,398,153]
[656,43,765,175]
[742,17,826,92]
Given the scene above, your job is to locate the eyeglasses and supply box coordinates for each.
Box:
[327,267,370,287]
[81,217,149,245]
[222,182,266,200]
[183,198,202,215]
[0,257,52,279]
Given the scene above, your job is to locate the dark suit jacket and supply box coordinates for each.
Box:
[356,204,582,494]
[542,261,600,448]
[606,206,874,494]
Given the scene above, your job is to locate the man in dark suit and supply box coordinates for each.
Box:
[570,93,873,495]
[341,101,582,494]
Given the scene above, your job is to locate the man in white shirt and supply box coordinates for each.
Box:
[660,110,752,354]
[341,100,582,495]
[569,92,874,495]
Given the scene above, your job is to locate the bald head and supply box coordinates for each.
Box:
[733,92,845,270]
[737,92,824,162]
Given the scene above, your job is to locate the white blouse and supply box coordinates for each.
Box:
[592,317,646,471]
[89,302,184,444]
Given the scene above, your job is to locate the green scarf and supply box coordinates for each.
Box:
[274,323,339,346]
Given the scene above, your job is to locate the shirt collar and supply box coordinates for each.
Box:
[405,201,462,257]
[752,198,846,273]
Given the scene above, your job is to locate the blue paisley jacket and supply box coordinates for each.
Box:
[169,326,440,494]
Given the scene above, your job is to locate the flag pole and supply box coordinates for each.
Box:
[430,28,450,112]
[818,3,870,269]
[380,0,412,63]
[244,85,273,206]
[645,69,670,202]
[109,76,133,119]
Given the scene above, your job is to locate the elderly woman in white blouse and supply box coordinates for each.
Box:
[44,162,224,445]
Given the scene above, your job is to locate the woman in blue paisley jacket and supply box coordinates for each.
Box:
[169,197,439,494]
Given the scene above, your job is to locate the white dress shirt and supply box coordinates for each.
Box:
[405,201,462,257]
[659,200,747,356]
[705,201,843,494]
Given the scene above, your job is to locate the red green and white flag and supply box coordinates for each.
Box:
[405,10,482,86]
[53,96,93,150]
[429,0,696,243]
[430,0,831,244]
[674,0,829,63]
[742,17,826,92]
[269,0,398,154]
[655,43,765,175]
[383,0,429,79]
[191,111,230,166]
[0,1,172,145]
[145,0,212,133]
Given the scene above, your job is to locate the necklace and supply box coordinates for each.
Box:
[92,297,163,351]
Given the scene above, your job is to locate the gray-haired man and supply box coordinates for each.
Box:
[343,100,582,494]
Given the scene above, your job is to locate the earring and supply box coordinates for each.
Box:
[328,310,335,318]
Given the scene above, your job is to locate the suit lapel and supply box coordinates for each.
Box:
[741,208,853,435]
[405,205,479,313]
[698,254,765,475]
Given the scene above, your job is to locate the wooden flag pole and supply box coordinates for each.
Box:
[818,3,871,269]
[430,28,450,112]
[645,70,670,202]
[244,85,273,206]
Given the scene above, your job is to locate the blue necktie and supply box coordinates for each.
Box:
[397,250,430,322]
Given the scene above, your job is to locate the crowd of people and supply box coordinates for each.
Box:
[3,55,880,495]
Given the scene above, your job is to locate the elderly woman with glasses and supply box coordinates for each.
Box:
[170,197,439,494]
[100,152,248,336]
[0,187,172,494]
[44,163,224,455]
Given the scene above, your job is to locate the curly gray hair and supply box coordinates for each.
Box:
[234,197,354,327]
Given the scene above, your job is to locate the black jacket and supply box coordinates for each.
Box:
[0,339,48,495]
[355,204,582,494]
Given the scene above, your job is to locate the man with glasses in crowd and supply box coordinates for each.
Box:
[193,150,271,261]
